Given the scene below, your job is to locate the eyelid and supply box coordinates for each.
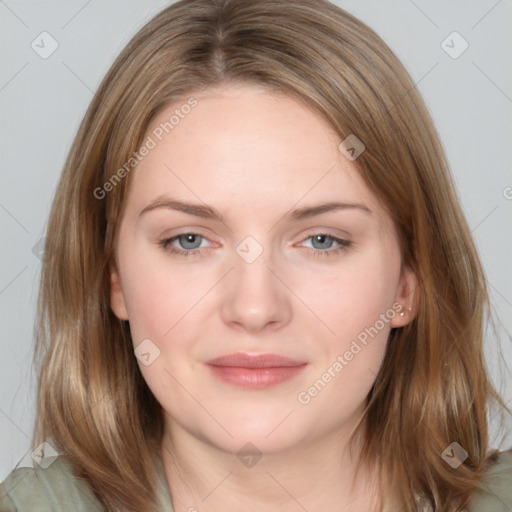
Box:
[294,232,351,251]
[294,226,352,242]
[158,227,350,246]
[156,227,216,242]
[159,229,352,258]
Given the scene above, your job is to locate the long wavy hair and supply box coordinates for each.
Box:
[32,0,506,510]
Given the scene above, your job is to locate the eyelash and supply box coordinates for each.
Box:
[158,232,352,258]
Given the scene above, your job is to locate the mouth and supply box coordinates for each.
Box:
[205,353,308,389]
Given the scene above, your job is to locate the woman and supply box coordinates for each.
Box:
[1,0,511,510]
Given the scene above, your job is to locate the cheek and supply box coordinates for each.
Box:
[294,251,400,401]
[298,251,400,345]
[118,250,208,411]
[119,244,207,345]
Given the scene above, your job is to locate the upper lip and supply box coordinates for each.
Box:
[206,353,307,368]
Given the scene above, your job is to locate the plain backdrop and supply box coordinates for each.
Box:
[1,0,511,480]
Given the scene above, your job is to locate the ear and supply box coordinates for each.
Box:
[110,261,129,320]
[390,266,419,328]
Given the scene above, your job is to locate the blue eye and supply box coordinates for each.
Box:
[158,233,351,258]
[300,234,352,257]
[158,233,207,256]
[173,233,203,250]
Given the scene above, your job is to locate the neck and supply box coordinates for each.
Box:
[160,421,385,512]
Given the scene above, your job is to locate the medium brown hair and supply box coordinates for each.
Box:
[33,0,506,510]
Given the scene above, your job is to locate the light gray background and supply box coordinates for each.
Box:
[1,0,511,481]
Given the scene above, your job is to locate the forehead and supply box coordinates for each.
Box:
[124,83,385,223]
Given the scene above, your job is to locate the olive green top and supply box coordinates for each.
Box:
[1,450,512,511]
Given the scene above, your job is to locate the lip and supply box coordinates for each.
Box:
[207,353,306,368]
[206,352,308,389]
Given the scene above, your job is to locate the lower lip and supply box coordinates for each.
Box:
[207,364,307,389]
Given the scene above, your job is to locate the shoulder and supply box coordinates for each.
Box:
[468,449,512,511]
[0,456,103,512]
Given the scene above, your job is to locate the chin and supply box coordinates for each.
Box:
[198,414,310,457]
[214,432,302,459]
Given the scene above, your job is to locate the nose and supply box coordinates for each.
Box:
[219,239,292,333]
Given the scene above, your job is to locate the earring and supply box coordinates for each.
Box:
[400,306,412,317]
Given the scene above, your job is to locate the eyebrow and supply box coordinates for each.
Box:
[139,196,372,222]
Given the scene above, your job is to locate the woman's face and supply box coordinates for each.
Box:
[110,83,417,455]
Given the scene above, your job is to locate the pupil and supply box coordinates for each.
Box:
[314,235,330,249]
[182,234,200,249]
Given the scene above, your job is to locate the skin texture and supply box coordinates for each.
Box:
[110,83,418,511]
